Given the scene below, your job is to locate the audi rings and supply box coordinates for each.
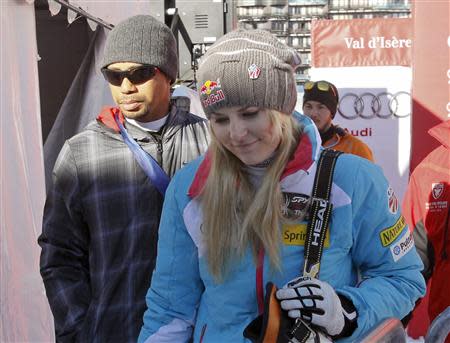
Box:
[337,91,411,119]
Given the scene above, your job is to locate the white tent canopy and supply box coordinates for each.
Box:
[1,1,167,341]
[46,0,164,29]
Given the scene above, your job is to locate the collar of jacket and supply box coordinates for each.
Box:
[96,105,180,142]
[429,119,450,150]
[96,107,124,133]
[188,119,318,198]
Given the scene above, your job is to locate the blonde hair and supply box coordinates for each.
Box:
[200,110,302,281]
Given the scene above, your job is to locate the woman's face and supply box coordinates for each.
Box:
[210,106,281,166]
[302,100,333,132]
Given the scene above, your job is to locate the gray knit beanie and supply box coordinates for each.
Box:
[101,15,178,83]
[197,29,301,117]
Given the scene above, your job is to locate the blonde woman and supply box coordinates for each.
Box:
[138,29,425,343]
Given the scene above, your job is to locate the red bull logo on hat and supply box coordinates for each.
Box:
[200,79,226,108]
[200,79,221,95]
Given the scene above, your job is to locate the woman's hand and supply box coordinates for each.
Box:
[276,277,357,338]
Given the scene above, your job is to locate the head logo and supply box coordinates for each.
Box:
[393,246,401,255]
[248,64,261,80]
[200,79,221,95]
[432,183,444,200]
[387,186,398,214]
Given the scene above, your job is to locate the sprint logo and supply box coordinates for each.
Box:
[282,223,330,247]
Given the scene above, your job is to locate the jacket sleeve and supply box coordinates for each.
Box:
[138,171,204,343]
[349,135,374,162]
[38,142,91,342]
[402,172,434,281]
[357,143,374,162]
[335,158,426,342]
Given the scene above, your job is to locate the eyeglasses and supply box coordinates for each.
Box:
[304,81,337,97]
[101,65,158,86]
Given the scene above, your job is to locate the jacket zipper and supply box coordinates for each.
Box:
[156,139,163,164]
[199,324,207,343]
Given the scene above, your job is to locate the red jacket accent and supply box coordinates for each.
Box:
[96,107,125,133]
[403,120,450,323]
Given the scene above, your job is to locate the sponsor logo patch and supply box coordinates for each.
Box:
[282,192,310,220]
[282,223,330,247]
[390,230,414,262]
[248,64,261,79]
[200,79,225,108]
[425,200,448,213]
[387,186,399,214]
[200,79,220,95]
[311,199,328,247]
[379,216,406,247]
[432,183,444,200]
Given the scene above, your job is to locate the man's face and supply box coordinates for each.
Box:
[302,100,333,132]
[107,62,171,122]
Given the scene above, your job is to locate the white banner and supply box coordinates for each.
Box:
[296,66,412,201]
[307,18,413,201]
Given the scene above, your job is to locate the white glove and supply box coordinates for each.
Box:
[275,277,357,337]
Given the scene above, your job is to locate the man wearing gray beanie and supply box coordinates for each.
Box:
[39,14,209,343]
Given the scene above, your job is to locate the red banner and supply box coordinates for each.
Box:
[311,18,412,67]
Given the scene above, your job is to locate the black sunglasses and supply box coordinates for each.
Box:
[101,65,157,86]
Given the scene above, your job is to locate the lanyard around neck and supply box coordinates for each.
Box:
[114,112,170,196]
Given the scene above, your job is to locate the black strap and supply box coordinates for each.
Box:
[287,318,319,343]
[113,113,170,196]
[292,149,342,343]
[311,149,342,201]
[303,149,342,278]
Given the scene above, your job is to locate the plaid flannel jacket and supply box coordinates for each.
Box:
[38,105,209,342]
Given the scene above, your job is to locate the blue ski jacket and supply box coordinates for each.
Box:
[138,115,425,343]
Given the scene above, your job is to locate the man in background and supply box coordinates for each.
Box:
[302,80,374,161]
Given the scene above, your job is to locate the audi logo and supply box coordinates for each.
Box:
[337,91,411,119]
